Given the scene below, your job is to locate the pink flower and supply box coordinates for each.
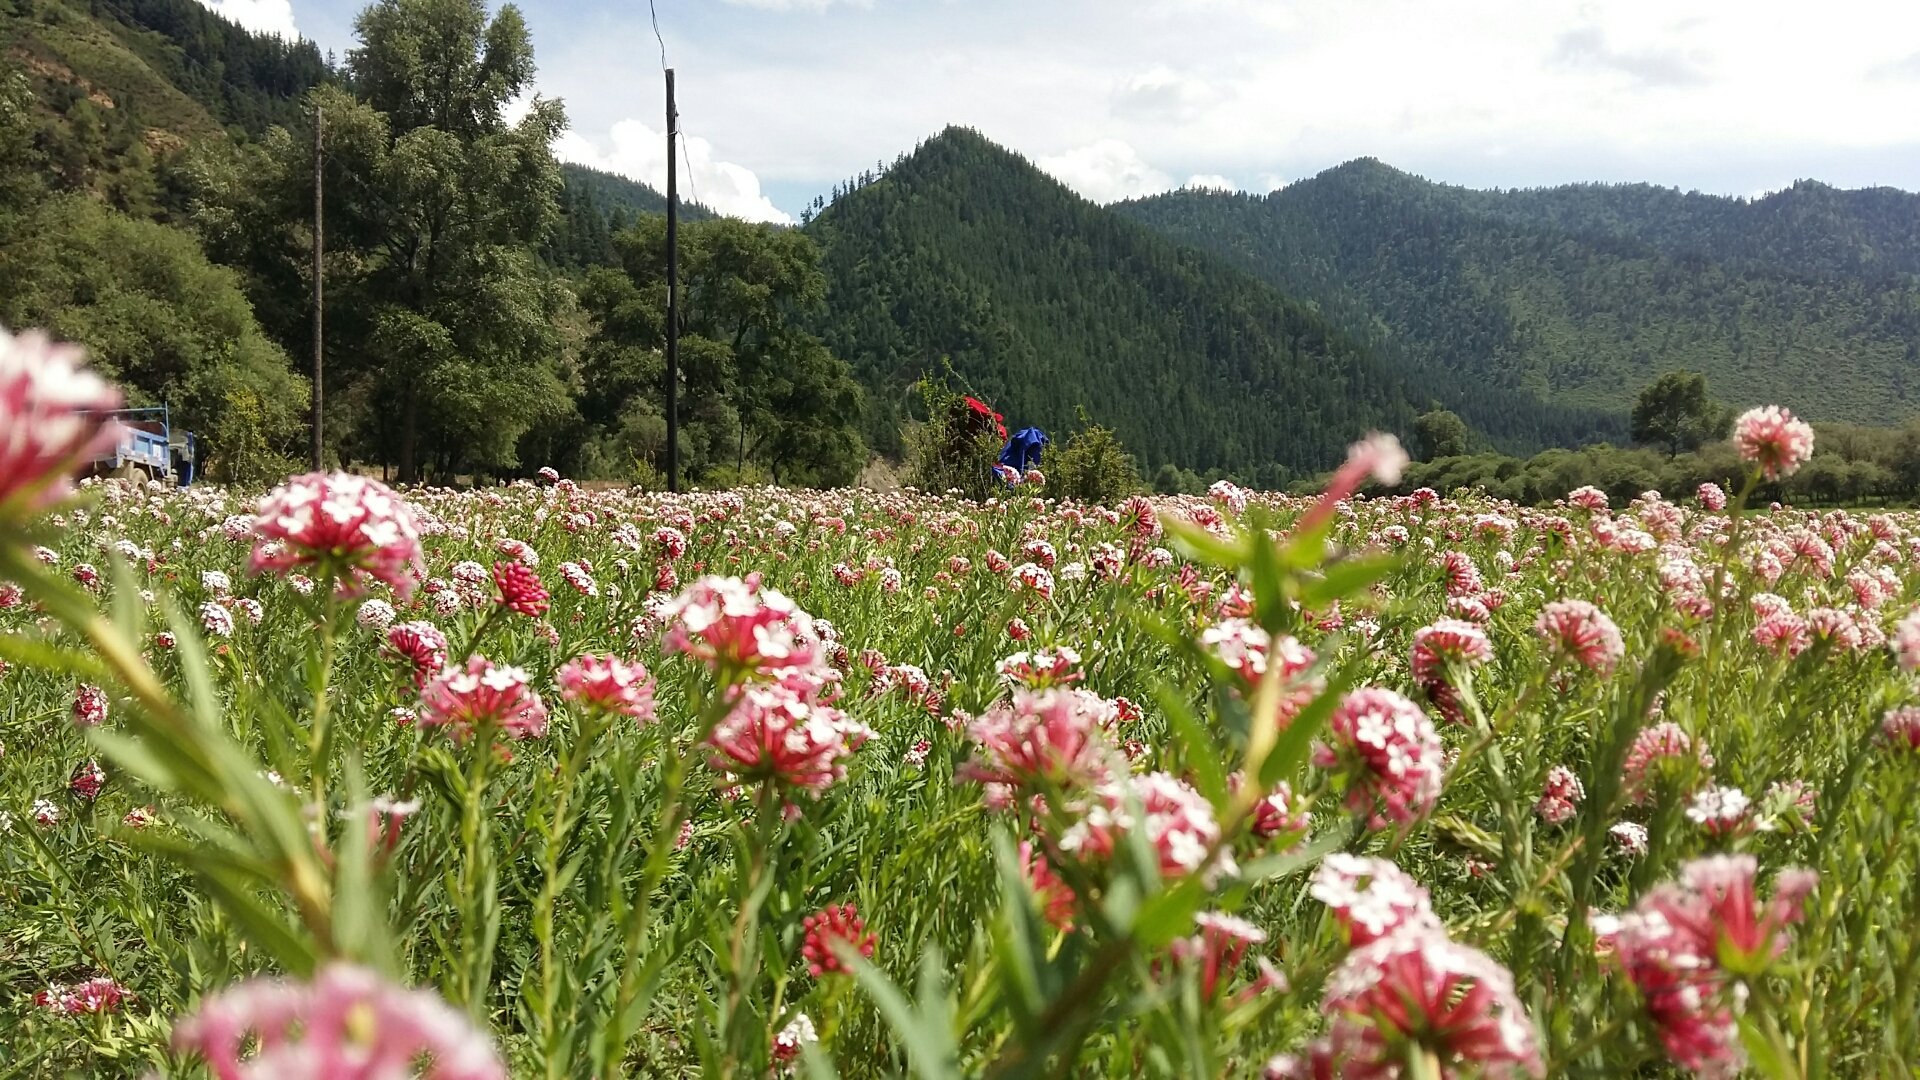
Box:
[996,645,1084,688]
[962,688,1116,792]
[170,963,505,1080]
[772,1013,817,1067]
[249,473,423,597]
[0,324,123,521]
[799,903,875,977]
[1298,433,1409,536]
[34,976,132,1016]
[1697,483,1727,511]
[1200,620,1320,722]
[1309,854,1442,946]
[1753,613,1809,657]
[72,683,109,727]
[1734,405,1816,479]
[1244,776,1311,842]
[1010,562,1055,598]
[418,656,550,740]
[1436,551,1484,598]
[1020,839,1077,930]
[1058,772,1235,884]
[556,654,657,722]
[1622,722,1715,805]
[1889,608,1920,672]
[1313,688,1446,827]
[1534,764,1585,825]
[707,682,871,794]
[69,758,106,801]
[557,560,598,597]
[1609,821,1650,856]
[1684,785,1752,835]
[1612,856,1817,1076]
[660,575,817,678]
[1321,929,1544,1078]
[1533,599,1624,674]
[1567,485,1609,511]
[1411,618,1492,724]
[491,561,548,617]
[1167,911,1272,1001]
[385,621,449,685]
[654,526,689,559]
[1883,706,1920,752]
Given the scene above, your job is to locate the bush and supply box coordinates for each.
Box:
[904,375,1005,500]
[1045,421,1141,504]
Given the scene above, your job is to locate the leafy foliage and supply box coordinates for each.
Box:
[1044,420,1141,504]
[0,194,306,481]
[903,375,1006,499]
[1631,370,1728,456]
[1412,408,1471,461]
[572,215,867,487]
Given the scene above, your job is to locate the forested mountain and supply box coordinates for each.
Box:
[1116,163,1920,432]
[804,127,1435,485]
[545,162,715,269]
[2,0,327,212]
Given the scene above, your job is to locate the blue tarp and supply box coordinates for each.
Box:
[998,427,1049,474]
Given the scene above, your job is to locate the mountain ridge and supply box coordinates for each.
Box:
[804,126,1608,481]
[1116,160,1920,431]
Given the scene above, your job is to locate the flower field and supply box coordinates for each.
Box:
[6,331,1920,1077]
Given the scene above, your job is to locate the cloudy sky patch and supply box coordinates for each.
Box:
[275,0,1920,219]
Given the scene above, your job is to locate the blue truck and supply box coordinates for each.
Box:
[88,406,197,485]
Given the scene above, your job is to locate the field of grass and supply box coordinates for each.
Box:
[4,448,1920,1076]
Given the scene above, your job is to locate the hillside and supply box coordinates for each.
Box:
[1115,163,1920,430]
[806,128,1446,483]
[2,0,327,206]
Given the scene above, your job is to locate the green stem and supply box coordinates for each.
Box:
[722,780,783,1073]
[602,730,693,1070]
[455,722,497,1015]
[308,605,339,817]
[537,710,608,1078]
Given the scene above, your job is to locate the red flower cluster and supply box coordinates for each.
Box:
[799,903,875,977]
[1603,855,1817,1076]
[492,560,549,617]
[34,976,131,1015]
[1313,688,1446,828]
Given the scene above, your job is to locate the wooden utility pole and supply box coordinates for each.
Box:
[310,104,325,472]
[665,69,680,493]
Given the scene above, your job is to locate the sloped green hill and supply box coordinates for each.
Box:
[1116,162,1920,430]
[804,128,1436,482]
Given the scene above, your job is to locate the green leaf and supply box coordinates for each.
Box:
[1239,826,1352,884]
[1154,682,1226,806]
[1297,554,1402,608]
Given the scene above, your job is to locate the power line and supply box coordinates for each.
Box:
[646,0,667,69]
[646,0,698,211]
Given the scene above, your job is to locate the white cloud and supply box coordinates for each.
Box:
[1113,65,1223,122]
[555,121,793,224]
[1185,173,1237,190]
[500,0,1920,220]
[198,0,297,38]
[1037,139,1176,203]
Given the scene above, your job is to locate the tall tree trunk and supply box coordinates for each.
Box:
[399,386,419,484]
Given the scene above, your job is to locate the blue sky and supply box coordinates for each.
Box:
[206,0,1920,222]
